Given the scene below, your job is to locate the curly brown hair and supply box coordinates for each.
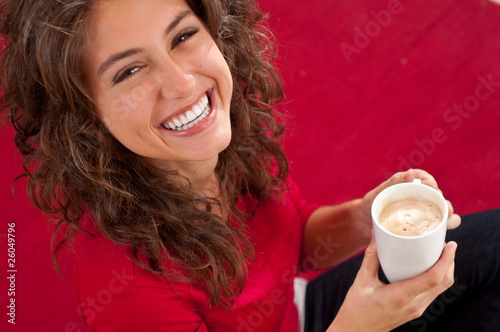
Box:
[0,0,288,308]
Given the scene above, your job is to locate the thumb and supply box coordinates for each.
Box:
[358,233,380,280]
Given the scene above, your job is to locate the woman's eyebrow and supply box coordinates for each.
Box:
[97,10,193,78]
[167,10,193,34]
[98,48,143,77]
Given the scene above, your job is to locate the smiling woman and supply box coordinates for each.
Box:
[1,0,500,331]
[0,0,288,320]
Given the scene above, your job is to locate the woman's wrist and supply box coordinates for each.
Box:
[347,198,372,244]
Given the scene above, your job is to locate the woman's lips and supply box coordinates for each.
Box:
[161,92,211,131]
[158,89,217,136]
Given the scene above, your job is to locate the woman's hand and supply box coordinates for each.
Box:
[327,236,457,332]
[351,169,461,238]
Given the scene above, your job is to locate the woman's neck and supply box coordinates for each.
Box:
[149,156,231,218]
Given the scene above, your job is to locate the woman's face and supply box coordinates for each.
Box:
[85,0,233,173]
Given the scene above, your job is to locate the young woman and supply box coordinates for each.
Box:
[0,0,498,331]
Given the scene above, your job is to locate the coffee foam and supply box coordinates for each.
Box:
[378,199,442,237]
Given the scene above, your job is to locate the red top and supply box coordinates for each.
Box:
[73,179,319,331]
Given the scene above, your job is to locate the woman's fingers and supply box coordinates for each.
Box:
[358,234,380,281]
[445,201,461,229]
[400,169,438,190]
[396,241,457,297]
[331,240,457,332]
[447,214,461,229]
[447,213,462,229]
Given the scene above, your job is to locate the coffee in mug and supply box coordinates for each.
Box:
[378,198,443,237]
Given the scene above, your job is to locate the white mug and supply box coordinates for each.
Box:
[371,179,448,283]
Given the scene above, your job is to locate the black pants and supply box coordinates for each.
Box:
[304,209,500,332]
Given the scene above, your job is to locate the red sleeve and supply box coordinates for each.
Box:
[286,177,321,229]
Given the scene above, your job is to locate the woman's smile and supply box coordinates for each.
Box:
[158,89,216,137]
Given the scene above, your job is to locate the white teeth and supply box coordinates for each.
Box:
[192,105,202,117]
[173,109,211,131]
[162,93,211,131]
[186,110,196,121]
[173,118,182,127]
[180,115,188,125]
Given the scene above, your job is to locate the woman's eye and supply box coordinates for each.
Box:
[111,27,200,85]
[172,28,200,48]
[114,65,143,84]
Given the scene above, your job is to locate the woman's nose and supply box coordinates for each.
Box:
[158,61,196,100]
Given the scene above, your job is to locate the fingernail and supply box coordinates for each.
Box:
[449,241,457,253]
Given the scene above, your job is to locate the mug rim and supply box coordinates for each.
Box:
[371,182,449,239]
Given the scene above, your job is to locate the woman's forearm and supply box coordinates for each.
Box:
[301,199,371,269]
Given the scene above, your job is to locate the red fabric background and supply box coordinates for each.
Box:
[1,0,499,330]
